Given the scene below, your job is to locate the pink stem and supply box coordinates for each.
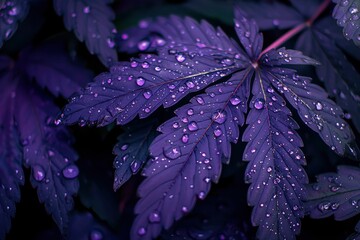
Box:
[258,0,332,59]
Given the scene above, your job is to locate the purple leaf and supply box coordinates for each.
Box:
[18,39,92,98]
[236,2,303,30]
[113,119,158,191]
[0,74,24,240]
[131,70,251,240]
[262,63,355,156]
[117,15,245,56]
[261,47,320,66]
[234,7,263,60]
[241,0,360,132]
[300,17,360,132]
[305,165,360,238]
[332,0,360,47]
[59,16,245,127]
[243,71,307,240]
[14,82,79,233]
[53,0,118,66]
[0,0,29,48]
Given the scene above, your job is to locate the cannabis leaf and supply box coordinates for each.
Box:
[305,165,360,239]
[60,6,356,240]
[53,0,118,66]
[239,0,360,133]
[332,0,360,47]
[59,15,245,126]
[0,0,28,48]
[0,39,89,238]
[113,118,158,190]
[19,39,93,98]
[0,72,24,240]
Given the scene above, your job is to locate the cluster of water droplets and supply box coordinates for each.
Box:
[0,0,25,41]
[335,0,360,41]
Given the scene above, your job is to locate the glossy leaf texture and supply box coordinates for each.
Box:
[305,165,360,239]
[117,15,247,56]
[131,70,251,240]
[332,0,360,47]
[0,72,24,240]
[261,61,354,156]
[113,119,158,190]
[53,0,118,66]
[15,83,79,233]
[59,15,246,127]
[0,42,84,236]
[0,0,29,48]
[243,70,307,240]
[18,39,93,98]
[239,0,360,133]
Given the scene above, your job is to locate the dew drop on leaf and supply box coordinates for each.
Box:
[181,134,189,143]
[138,227,146,236]
[164,146,182,159]
[143,91,152,99]
[136,77,145,86]
[214,129,222,137]
[254,98,265,110]
[33,165,46,182]
[211,110,227,124]
[230,96,241,106]
[315,102,323,111]
[188,121,198,131]
[89,229,103,240]
[148,212,161,223]
[176,54,186,62]
[137,40,150,51]
[62,164,79,179]
[121,144,129,151]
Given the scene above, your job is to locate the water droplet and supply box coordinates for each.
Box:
[211,110,227,124]
[121,154,129,162]
[8,7,18,16]
[188,121,198,131]
[182,206,188,212]
[272,19,279,26]
[130,161,140,173]
[89,229,103,240]
[198,191,206,200]
[130,61,138,68]
[121,144,128,151]
[182,134,189,143]
[143,91,152,99]
[33,165,45,182]
[196,97,204,105]
[136,77,145,86]
[176,54,186,62]
[315,102,323,111]
[254,98,265,110]
[318,202,331,212]
[107,38,115,48]
[230,96,241,106]
[214,129,222,137]
[62,165,79,179]
[148,212,160,223]
[137,40,150,51]
[141,62,150,68]
[187,108,194,116]
[186,81,195,88]
[331,202,339,210]
[172,122,179,129]
[155,66,161,72]
[83,6,90,13]
[267,167,272,173]
[138,227,146,236]
[164,146,182,159]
